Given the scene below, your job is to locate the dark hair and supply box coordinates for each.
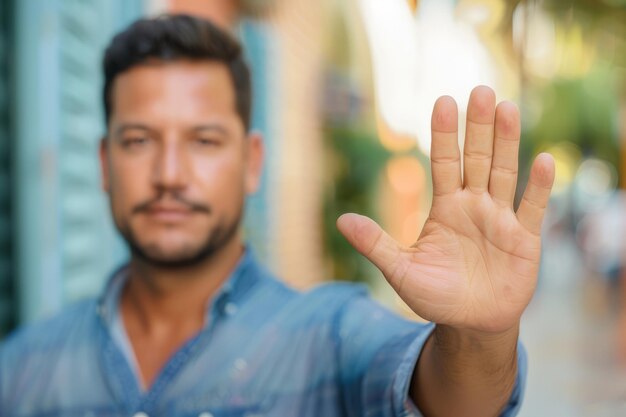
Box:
[103,14,252,131]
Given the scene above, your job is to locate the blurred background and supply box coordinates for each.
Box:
[1,0,626,414]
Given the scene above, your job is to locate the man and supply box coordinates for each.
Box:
[0,15,554,417]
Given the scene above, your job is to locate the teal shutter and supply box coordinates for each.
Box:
[0,0,15,337]
[14,0,142,324]
[57,0,130,303]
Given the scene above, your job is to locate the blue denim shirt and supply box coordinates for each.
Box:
[0,251,526,417]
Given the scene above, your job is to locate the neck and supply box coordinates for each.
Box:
[121,235,244,335]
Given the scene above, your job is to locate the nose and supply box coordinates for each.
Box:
[151,139,189,191]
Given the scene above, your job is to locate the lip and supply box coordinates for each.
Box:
[143,207,194,222]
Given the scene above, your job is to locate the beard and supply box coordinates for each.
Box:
[113,192,243,269]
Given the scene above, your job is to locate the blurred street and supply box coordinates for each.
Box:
[522,282,626,416]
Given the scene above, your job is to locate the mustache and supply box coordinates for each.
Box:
[132,193,211,214]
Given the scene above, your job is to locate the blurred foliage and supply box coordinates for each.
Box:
[543,1,626,70]
[505,0,626,189]
[323,127,391,283]
[524,65,620,164]
[542,0,626,15]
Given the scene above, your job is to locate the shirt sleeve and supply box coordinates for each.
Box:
[335,293,528,417]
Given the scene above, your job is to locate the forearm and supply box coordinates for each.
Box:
[410,324,519,417]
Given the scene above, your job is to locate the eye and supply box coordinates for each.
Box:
[122,137,150,148]
[196,137,220,146]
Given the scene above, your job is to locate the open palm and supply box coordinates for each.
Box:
[338,86,555,334]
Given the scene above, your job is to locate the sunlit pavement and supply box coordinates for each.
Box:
[520,278,626,416]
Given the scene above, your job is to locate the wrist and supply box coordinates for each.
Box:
[432,322,520,359]
[434,322,520,342]
[413,322,520,416]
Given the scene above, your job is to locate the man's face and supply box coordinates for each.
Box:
[101,60,262,266]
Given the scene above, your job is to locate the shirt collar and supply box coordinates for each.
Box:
[96,247,261,327]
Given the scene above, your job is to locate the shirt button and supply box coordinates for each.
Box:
[224,302,238,315]
[234,358,248,371]
[198,413,214,417]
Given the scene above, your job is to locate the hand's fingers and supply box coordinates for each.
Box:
[430,96,461,197]
[463,86,496,193]
[516,153,555,235]
[488,101,521,207]
[336,213,403,280]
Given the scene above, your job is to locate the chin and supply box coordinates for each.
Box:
[135,239,211,266]
[147,242,203,258]
[141,251,210,268]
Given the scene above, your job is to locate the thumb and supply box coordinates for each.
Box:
[336,213,403,280]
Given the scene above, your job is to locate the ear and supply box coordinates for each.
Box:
[99,137,110,193]
[244,131,264,195]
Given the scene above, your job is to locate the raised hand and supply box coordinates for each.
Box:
[337,86,555,334]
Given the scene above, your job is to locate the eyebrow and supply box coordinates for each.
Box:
[113,123,230,137]
[114,123,156,137]
[192,124,229,136]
